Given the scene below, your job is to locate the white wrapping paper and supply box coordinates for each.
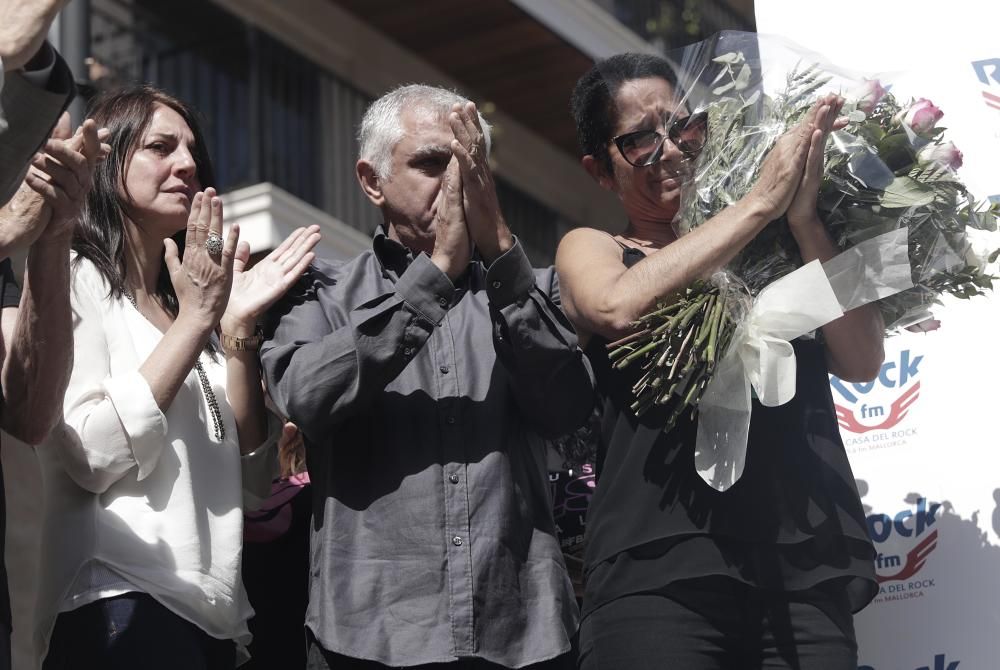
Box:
[694,228,915,491]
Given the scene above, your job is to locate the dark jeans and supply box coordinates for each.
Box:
[579,577,858,670]
[305,628,577,670]
[43,592,236,670]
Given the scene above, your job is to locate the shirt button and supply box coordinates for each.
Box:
[491,280,502,289]
[446,416,456,425]
[452,536,463,546]
[438,296,448,307]
[448,473,460,484]
[439,365,450,374]
[403,347,414,356]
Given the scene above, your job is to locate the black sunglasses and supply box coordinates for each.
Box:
[612,111,708,167]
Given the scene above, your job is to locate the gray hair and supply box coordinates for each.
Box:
[358,84,492,180]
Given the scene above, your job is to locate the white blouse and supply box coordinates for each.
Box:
[33,257,277,665]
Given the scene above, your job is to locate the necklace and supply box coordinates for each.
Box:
[123,290,226,442]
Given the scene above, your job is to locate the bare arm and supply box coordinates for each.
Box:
[221,225,318,454]
[556,196,774,344]
[556,103,820,344]
[136,190,237,414]
[0,117,105,444]
[557,97,860,351]
[0,181,49,258]
[0,235,73,444]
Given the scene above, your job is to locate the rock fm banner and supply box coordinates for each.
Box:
[756,2,1000,668]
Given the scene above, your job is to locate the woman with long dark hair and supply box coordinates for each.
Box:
[557,53,882,669]
[33,85,319,669]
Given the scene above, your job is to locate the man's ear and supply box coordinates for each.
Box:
[582,154,614,192]
[356,160,385,206]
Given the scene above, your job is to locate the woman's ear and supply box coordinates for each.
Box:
[356,160,385,206]
[582,154,614,192]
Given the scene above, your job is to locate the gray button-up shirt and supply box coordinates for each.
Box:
[261,229,594,667]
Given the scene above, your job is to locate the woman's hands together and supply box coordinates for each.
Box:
[786,94,846,229]
[221,224,321,336]
[746,93,846,224]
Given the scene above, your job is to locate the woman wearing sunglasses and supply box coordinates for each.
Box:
[556,53,883,669]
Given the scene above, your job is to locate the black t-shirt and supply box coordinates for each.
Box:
[582,246,877,618]
[0,258,20,633]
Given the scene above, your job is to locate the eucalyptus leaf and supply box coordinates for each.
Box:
[880,177,935,208]
[742,90,761,107]
[712,52,743,64]
[734,64,751,91]
[713,81,736,96]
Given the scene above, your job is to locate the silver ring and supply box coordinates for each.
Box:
[205,232,224,257]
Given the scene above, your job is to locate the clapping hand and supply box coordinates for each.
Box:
[21,113,110,245]
[164,187,238,331]
[786,93,846,229]
[745,97,828,223]
[447,102,513,264]
[429,157,471,281]
[221,225,321,336]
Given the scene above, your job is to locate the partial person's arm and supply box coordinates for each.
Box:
[0,181,48,267]
[0,116,105,444]
[556,200,774,343]
[221,224,319,454]
[0,30,75,206]
[262,252,456,443]
[484,242,594,438]
[53,265,169,492]
[556,98,839,344]
[0,235,72,444]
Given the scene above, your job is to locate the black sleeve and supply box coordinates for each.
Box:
[0,258,21,309]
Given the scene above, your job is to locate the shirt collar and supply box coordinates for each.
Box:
[373,225,413,280]
[372,225,479,289]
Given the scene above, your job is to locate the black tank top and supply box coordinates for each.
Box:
[582,245,877,616]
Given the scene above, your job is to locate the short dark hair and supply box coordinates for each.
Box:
[570,53,680,173]
[73,85,215,321]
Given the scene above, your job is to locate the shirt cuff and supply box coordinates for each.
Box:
[484,237,535,308]
[241,412,281,510]
[395,253,456,324]
[21,43,56,87]
[102,370,169,481]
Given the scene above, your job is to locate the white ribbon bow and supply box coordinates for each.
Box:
[693,228,914,491]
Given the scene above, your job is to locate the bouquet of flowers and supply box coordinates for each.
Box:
[608,32,998,488]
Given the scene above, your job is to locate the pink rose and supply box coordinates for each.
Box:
[917,140,963,169]
[850,79,887,114]
[896,98,943,134]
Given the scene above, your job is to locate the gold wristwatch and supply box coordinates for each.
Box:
[221,327,264,354]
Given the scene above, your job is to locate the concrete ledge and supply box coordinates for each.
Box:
[221,182,372,261]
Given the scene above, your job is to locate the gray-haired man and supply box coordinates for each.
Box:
[261,84,593,668]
